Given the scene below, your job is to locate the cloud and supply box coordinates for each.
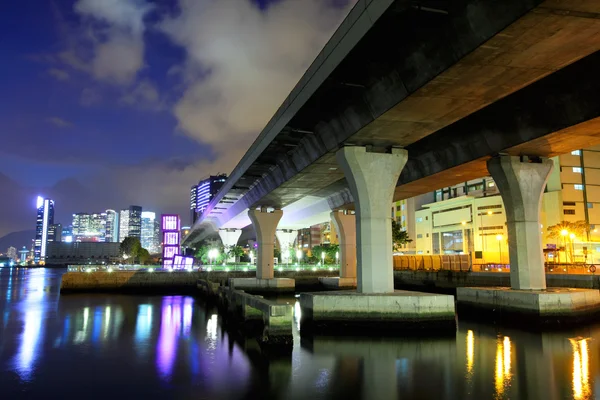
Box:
[48,68,70,81]
[161,0,355,159]
[80,87,102,106]
[119,79,163,110]
[47,117,74,128]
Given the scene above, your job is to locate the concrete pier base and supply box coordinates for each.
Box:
[229,278,295,293]
[299,290,455,334]
[318,277,356,289]
[457,287,600,326]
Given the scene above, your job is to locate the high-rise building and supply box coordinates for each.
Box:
[105,209,119,243]
[62,225,73,243]
[119,210,129,242]
[6,246,17,261]
[141,211,160,253]
[48,223,63,243]
[34,196,54,263]
[18,247,28,262]
[190,174,227,224]
[71,213,106,242]
[119,206,142,241]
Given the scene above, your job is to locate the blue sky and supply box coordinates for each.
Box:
[0,0,353,239]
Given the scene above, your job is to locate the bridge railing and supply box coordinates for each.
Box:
[393,255,471,272]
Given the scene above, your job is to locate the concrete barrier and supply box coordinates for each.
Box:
[219,286,293,346]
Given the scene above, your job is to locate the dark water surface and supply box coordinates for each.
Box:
[1,268,598,399]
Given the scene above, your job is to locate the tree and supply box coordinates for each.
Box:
[120,237,141,263]
[228,245,245,263]
[546,220,589,263]
[138,248,150,265]
[392,220,412,252]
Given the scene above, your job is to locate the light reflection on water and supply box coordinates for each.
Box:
[1,268,600,399]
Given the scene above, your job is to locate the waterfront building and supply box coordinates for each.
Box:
[71,213,106,242]
[62,225,73,243]
[162,214,181,269]
[6,246,17,261]
[34,196,54,263]
[190,175,227,224]
[119,210,129,242]
[18,246,28,262]
[141,211,160,253]
[411,147,600,264]
[48,223,62,243]
[105,209,119,242]
[45,242,121,265]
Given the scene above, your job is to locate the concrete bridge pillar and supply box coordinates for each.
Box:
[487,155,553,290]
[331,211,356,281]
[336,146,408,293]
[275,229,297,264]
[248,208,283,279]
[218,229,242,262]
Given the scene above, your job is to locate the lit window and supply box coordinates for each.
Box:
[573,167,582,173]
[488,182,495,187]
[572,150,581,156]
[575,184,584,191]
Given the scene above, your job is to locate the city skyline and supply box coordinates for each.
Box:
[0,0,353,238]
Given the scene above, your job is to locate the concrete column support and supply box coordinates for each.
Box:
[275,229,297,264]
[330,211,356,279]
[487,155,553,290]
[336,146,408,293]
[248,208,283,279]
[218,229,242,262]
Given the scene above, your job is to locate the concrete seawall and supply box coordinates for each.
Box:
[60,270,339,293]
[394,270,600,291]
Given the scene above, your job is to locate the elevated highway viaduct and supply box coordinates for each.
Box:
[184,0,600,326]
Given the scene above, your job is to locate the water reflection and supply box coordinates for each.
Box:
[571,338,591,400]
[4,268,600,399]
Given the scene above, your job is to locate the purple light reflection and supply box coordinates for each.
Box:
[156,296,193,380]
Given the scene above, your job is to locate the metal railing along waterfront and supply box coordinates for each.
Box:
[67,264,341,273]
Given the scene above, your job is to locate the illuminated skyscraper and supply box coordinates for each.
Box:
[34,196,54,263]
[71,213,106,242]
[190,174,227,224]
[48,223,62,243]
[141,211,160,253]
[119,206,142,242]
[162,214,181,269]
[105,209,119,243]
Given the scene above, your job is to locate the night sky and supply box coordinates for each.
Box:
[0,0,354,240]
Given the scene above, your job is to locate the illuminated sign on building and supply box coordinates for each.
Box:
[161,214,180,269]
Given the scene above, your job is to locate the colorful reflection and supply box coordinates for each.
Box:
[494,336,511,397]
[570,338,591,400]
[156,296,194,380]
[466,330,474,376]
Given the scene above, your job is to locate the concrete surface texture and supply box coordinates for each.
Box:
[337,146,408,293]
[330,211,356,279]
[457,287,600,316]
[487,155,553,290]
[318,277,357,289]
[300,290,455,322]
[229,277,295,293]
[248,208,283,279]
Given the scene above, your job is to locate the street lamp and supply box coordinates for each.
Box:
[336,251,339,266]
[296,249,303,266]
[249,250,254,266]
[321,251,325,267]
[561,230,569,263]
[496,234,503,265]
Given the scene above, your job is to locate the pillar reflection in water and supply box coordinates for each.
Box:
[494,336,512,397]
[570,338,590,400]
[156,296,193,380]
[13,269,47,381]
[466,330,474,377]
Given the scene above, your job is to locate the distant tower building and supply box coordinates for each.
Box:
[48,223,63,243]
[119,206,142,241]
[6,246,17,261]
[190,174,227,224]
[18,247,28,262]
[119,210,129,242]
[34,196,54,263]
[89,213,107,242]
[105,209,119,243]
[141,211,160,253]
[72,213,90,241]
[62,225,73,243]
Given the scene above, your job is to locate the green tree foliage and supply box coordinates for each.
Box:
[138,248,150,265]
[194,245,226,264]
[546,220,589,240]
[120,237,141,262]
[228,245,245,262]
[392,220,412,252]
